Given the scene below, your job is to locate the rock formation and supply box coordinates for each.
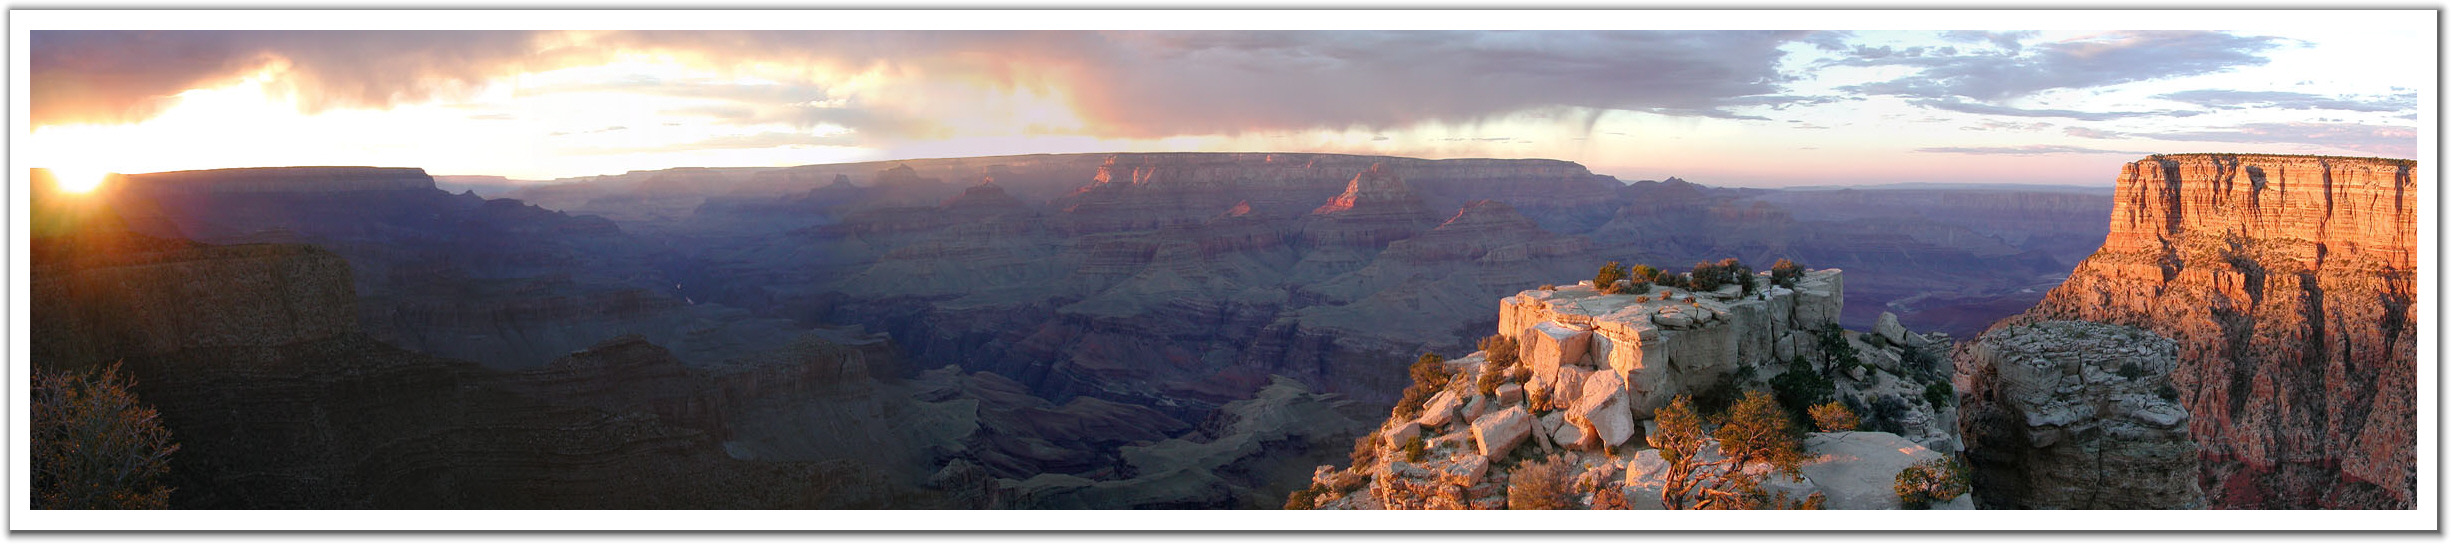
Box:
[30,230,954,508]
[1957,320,2202,509]
[1300,162,1442,251]
[51,152,2127,510]
[1996,154,2415,509]
[126,166,436,194]
[1303,267,1967,509]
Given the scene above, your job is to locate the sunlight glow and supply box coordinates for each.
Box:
[47,167,110,194]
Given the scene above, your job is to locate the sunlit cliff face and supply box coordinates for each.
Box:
[22,26,2425,185]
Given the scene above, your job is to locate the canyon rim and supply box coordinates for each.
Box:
[12,12,2433,532]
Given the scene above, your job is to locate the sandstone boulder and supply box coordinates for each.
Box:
[1496,383,1524,407]
[1441,455,1490,487]
[1566,371,1636,448]
[1551,418,1589,450]
[1524,321,1592,386]
[1471,406,1535,458]
[1385,422,1422,450]
[1550,365,1589,405]
[1622,450,1669,510]
[1416,390,1463,428]
[1652,307,1694,329]
[1874,312,1908,347]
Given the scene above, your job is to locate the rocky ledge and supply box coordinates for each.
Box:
[1957,320,2202,509]
[1300,266,1967,509]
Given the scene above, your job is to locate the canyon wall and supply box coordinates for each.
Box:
[126,166,437,194]
[30,231,952,508]
[1956,320,2202,509]
[2000,153,2415,508]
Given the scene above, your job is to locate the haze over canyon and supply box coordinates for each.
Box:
[19,23,2425,520]
[28,150,2415,510]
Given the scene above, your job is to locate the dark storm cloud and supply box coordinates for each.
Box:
[31,30,574,126]
[1916,144,2144,155]
[33,30,1818,139]
[2151,90,2415,113]
[1839,31,2284,101]
[1053,31,1808,137]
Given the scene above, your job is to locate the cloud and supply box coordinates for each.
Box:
[2129,122,2417,158]
[1916,144,2145,155]
[31,30,576,126]
[1839,31,2284,101]
[2063,126,2125,139]
[1792,30,1853,52]
[570,131,861,155]
[33,30,1822,140]
[1960,120,2054,132]
[2152,89,2414,113]
[1938,30,2037,54]
[1906,99,2193,121]
[1053,31,1813,136]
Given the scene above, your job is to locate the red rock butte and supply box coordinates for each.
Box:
[2105,153,2416,270]
[2017,152,2418,509]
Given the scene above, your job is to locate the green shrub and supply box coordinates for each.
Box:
[1594,261,1628,294]
[1814,322,1860,369]
[1867,395,1911,435]
[1923,381,1953,407]
[32,362,178,510]
[1688,262,1725,292]
[1506,454,1579,510]
[1393,353,1450,420]
[1350,432,1381,468]
[1477,364,1507,397]
[1693,375,1741,417]
[1770,258,1805,288]
[1894,457,1971,509]
[1284,486,1323,510]
[1478,334,1520,369]
[1628,264,1661,283]
[1809,401,1859,432]
[1403,435,1427,462]
[1770,359,1836,420]
[2117,362,2147,380]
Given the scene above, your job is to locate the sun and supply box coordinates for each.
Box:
[47,167,111,194]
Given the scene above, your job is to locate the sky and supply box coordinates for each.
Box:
[20,19,2432,187]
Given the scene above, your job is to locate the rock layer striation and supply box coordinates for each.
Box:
[2005,153,2415,509]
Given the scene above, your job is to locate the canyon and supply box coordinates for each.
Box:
[34,150,2242,510]
[1962,154,2417,509]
